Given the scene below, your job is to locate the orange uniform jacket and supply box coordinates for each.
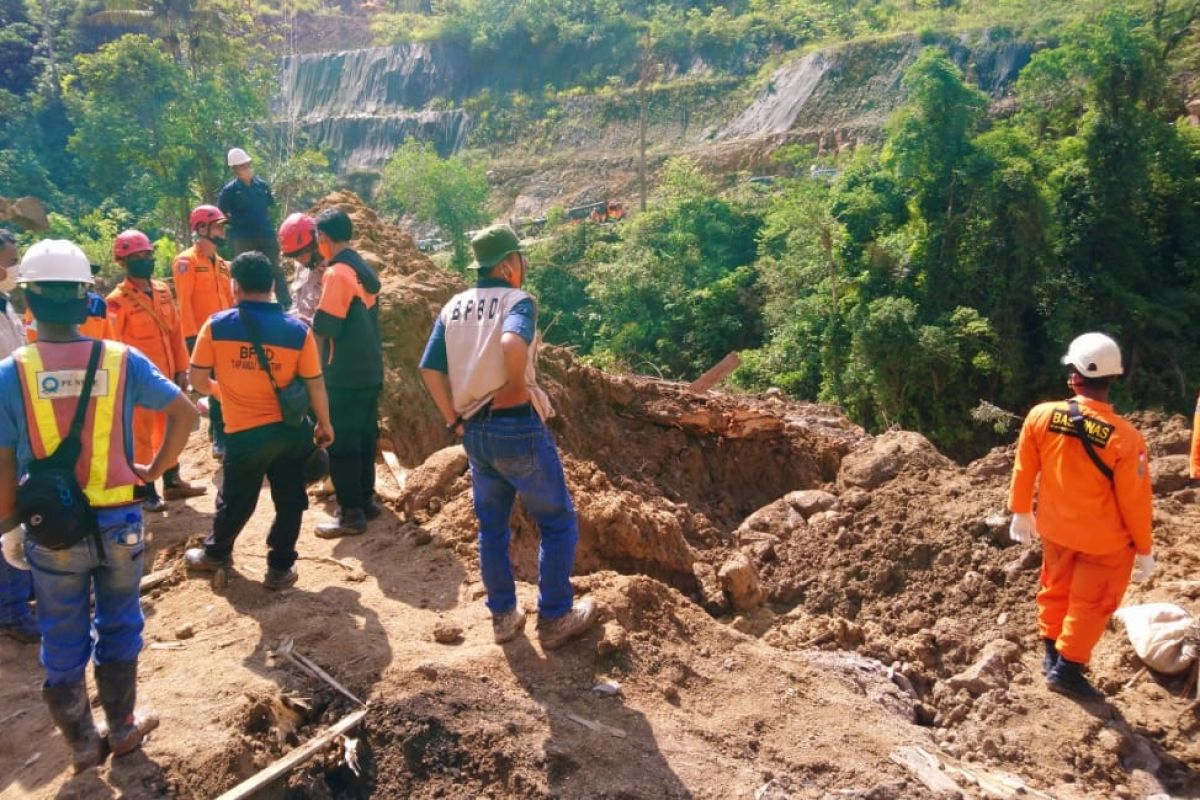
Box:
[1009,397,1153,556]
[106,278,189,380]
[1191,392,1200,479]
[173,245,233,340]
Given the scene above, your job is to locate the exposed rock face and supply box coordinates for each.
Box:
[277,43,474,172]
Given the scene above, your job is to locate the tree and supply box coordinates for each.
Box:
[378,140,490,269]
[0,0,39,96]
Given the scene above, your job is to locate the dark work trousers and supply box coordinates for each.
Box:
[327,386,380,511]
[232,235,291,308]
[204,422,311,570]
[187,335,225,449]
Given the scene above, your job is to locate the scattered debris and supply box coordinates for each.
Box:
[272,637,365,707]
[566,712,627,738]
[432,622,464,644]
[592,680,622,696]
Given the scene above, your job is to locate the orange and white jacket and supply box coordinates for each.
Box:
[1009,396,1152,556]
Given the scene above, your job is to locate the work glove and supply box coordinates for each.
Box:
[1009,512,1037,545]
[1,525,30,571]
[1132,553,1156,583]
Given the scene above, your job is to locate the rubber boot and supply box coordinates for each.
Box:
[94,660,159,757]
[42,680,105,773]
[1042,638,1059,676]
[1047,657,1104,700]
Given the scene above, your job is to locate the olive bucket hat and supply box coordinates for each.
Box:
[469,225,523,270]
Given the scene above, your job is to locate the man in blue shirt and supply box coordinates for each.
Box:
[0,239,197,772]
[217,147,291,308]
[419,225,596,651]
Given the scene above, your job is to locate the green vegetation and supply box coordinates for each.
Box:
[523,8,1200,456]
[378,141,490,270]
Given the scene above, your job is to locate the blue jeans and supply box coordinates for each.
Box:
[24,505,145,686]
[463,411,578,620]
[0,558,34,626]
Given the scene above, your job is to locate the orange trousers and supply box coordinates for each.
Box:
[132,407,175,470]
[1038,539,1134,664]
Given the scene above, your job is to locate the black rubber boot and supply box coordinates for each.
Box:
[1042,638,1059,676]
[1047,657,1104,700]
[42,680,105,773]
[94,660,159,757]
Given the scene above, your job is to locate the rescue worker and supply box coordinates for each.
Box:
[184,252,334,588]
[279,212,325,326]
[1009,332,1154,700]
[311,208,383,538]
[174,205,234,459]
[218,148,290,308]
[419,225,597,650]
[0,229,36,643]
[107,230,205,510]
[0,239,198,772]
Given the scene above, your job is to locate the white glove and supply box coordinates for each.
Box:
[1132,553,1156,583]
[1,526,30,571]
[1009,512,1037,545]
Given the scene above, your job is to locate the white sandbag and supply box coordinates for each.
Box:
[1113,603,1198,675]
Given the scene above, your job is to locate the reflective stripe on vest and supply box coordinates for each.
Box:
[15,342,137,507]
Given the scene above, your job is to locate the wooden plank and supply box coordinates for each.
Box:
[687,352,741,394]
[214,708,368,800]
[139,568,174,595]
[381,450,408,493]
[889,746,963,798]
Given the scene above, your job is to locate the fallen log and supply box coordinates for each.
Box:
[139,568,174,595]
[214,708,368,800]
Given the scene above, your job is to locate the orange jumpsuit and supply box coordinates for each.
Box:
[1190,391,1200,479]
[107,277,189,466]
[172,245,233,344]
[1009,396,1153,664]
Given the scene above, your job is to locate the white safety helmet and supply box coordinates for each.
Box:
[18,239,94,285]
[227,147,252,167]
[1061,332,1123,378]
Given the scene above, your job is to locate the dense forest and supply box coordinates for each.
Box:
[2,0,1199,455]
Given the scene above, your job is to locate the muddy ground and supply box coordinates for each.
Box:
[3,196,1200,799]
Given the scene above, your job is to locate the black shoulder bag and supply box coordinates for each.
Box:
[242,311,311,427]
[1067,399,1114,482]
[17,341,103,550]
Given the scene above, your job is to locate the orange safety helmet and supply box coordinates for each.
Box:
[113,230,154,260]
[279,212,318,257]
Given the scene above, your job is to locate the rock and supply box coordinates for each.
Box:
[174,624,195,640]
[596,621,628,658]
[719,553,764,611]
[432,622,464,644]
[943,639,1020,697]
[401,446,469,516]
[982,514,1010,545]
[838,431,953,490]
[1150,455,1191,495]
[785,489,838,518]
[693,562,729,615]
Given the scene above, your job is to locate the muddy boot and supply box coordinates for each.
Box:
[1047,657,1104,700]
[95,660,159,757]
[537,597,598,651]
[1042,638,1059,676]
[162,467,206,500]
[315,507,368,539]
[42,680,105,773]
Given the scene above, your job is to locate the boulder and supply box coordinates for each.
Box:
[786,489,838,518]
[942,639,1020,697]
[1150,455,1191,495]
[838,431,952,490]
[719,553,764,611]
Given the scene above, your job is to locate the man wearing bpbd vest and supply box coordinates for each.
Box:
[419,225,597,650]
[0,240,198,773]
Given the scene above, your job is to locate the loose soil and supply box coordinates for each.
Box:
[3,194,1200,799]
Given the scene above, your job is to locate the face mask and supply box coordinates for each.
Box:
[0,272,16,294]
[27,293,87,325]
[127,257,155,279]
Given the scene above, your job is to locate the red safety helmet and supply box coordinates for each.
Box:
[279,212,317,257]
[113,230,154,260]
[190,204,227,232]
